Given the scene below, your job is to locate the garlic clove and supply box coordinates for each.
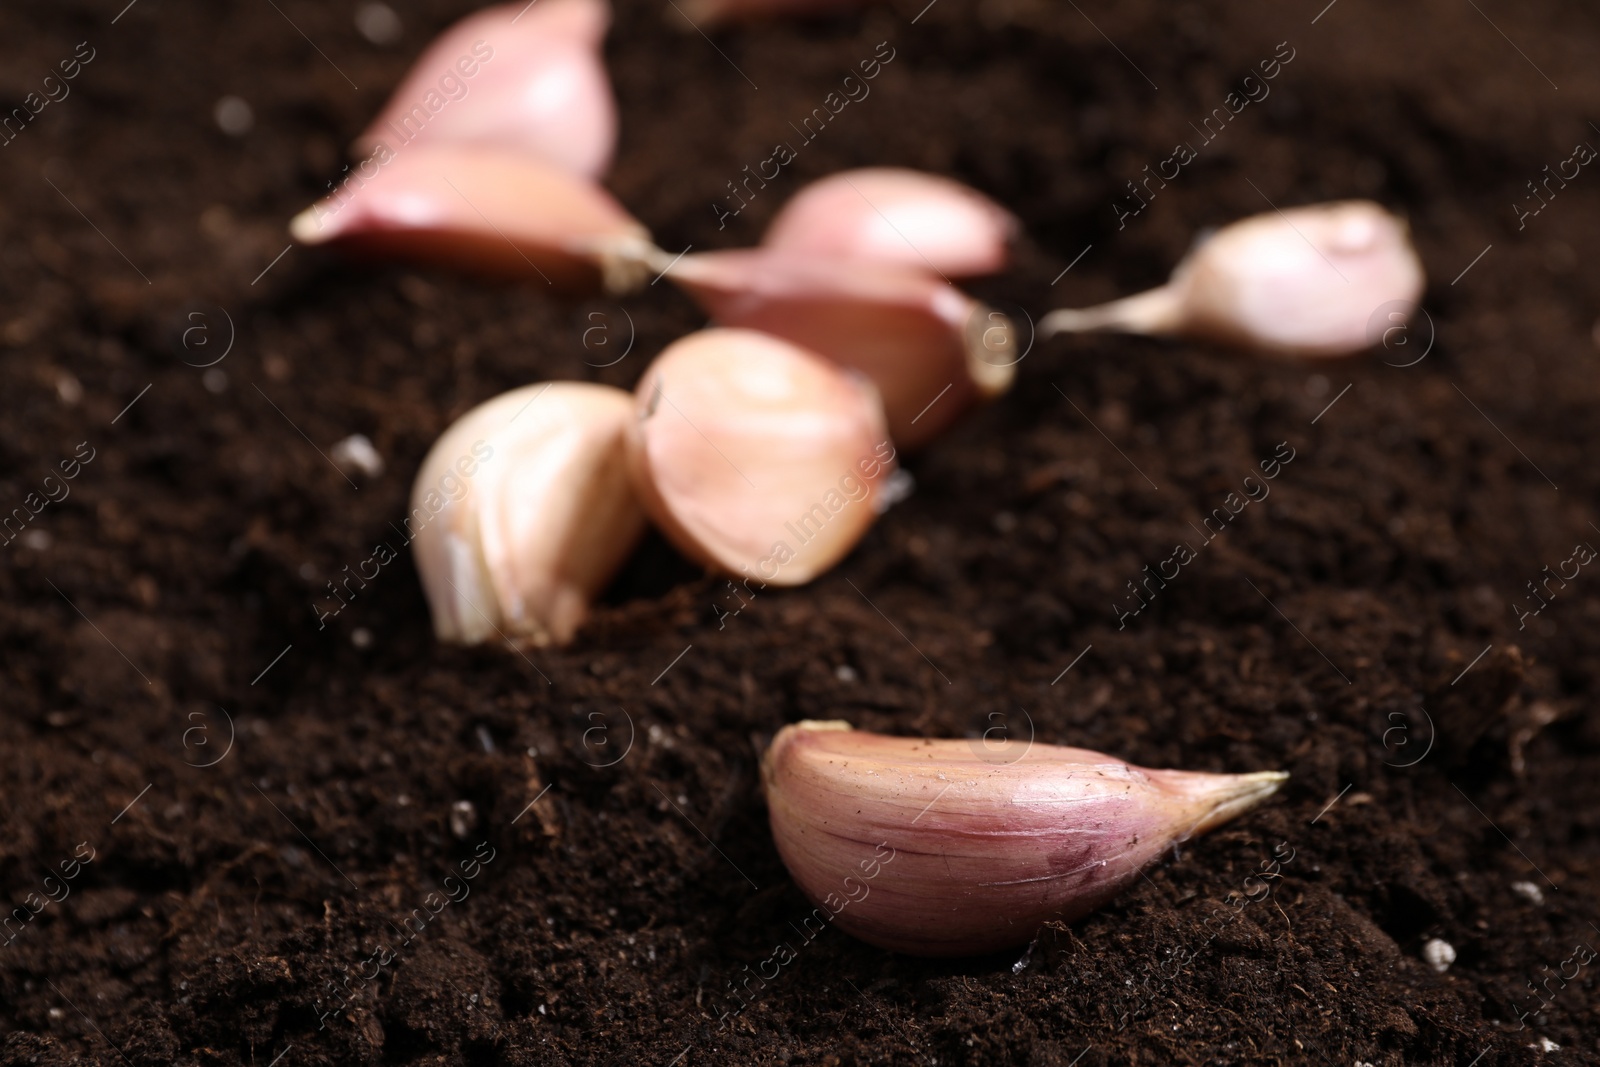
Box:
[625,329,895,586]
[289,143,655,293]
[762,720,1288,956]
[410,381,646,648]
[354,0,617,180]
[660,250,1016,449]
[1041,200,1425,359]
[762,168,1018,278]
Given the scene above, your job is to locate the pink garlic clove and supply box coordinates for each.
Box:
[625,328,895,586]
[289,143,654,292]
[660,249,1016,449]
[355,0,617,180]
[1041,200,1425,359]
[762,168,1018,278]
[762,720,1288,957]
[410,382,646,648]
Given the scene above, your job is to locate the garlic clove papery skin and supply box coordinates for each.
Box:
[411,382,645,648]
[762,720,1289,956]
[1040,200,1425,359]
[762,168,1018,278]
[661,250,1016,449]
[625,329,894,586]
[355,0,617,180]
[289,144,655,293]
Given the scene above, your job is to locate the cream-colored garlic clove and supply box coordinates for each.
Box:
[762,720,1288,956]
[410,382,645,648]
[355,0,617,180]
[289,143,655,293]
[762,168,1018,278]
[1041,200,1425,359]
[659,250,1016,449]
[625,329,895,586]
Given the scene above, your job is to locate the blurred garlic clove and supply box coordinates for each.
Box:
[1041,200,1425,359]
[289,143,655,293]
[625,328,894,585]
[660,250,1016,449]
[410,382,645,648]
[762,720,1289,956]
[355,0,617,180]
[763,168,1018,278]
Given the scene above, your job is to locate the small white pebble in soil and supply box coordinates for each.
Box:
[21,529,50,552]
[1422,937,1456,973]
[1511,880,1545,905]
[1538,1037,1560,1051]
[835,664,858,682]
[356,2,403,45]
[202,368,228,394]
[47,1007,63,1021]
[213,96,254,136]
[874,467,915,513]
[350,627,373,649]
[449,799,477,839]
[56,372,83,405]
[330,433,384,478]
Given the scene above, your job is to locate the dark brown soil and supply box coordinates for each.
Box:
[4,0,1600,1064]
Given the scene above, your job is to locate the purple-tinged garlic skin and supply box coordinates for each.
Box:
[289,143,654,292]
[411,382,645,648]
[661,249,1015,449]
[356,0,617,180]
[762,168,1018,279]
[762,721,1288,956]
[1041,200,1424,359]
[625,329,893,585]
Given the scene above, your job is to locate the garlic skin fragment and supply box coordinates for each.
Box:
[289,144,654,293]
[625,329,894,585]
[763,168,1018,278]
[411,382,645,648]
[762,720,1289,956]
[661,250,1016,449]
[1040,200,1425,359]
[355,0,617,180]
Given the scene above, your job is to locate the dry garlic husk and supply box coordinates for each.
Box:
[626,329,894,585]
[763,168,1017,278]
[763,720,1288,956]
[355,0,617,180]
[411,382,645,648]
[660,250,1015,449]
[289,144,655,292]
[1041,200,1424,358]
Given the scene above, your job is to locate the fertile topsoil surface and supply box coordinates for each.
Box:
[3,0,1600,1063]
